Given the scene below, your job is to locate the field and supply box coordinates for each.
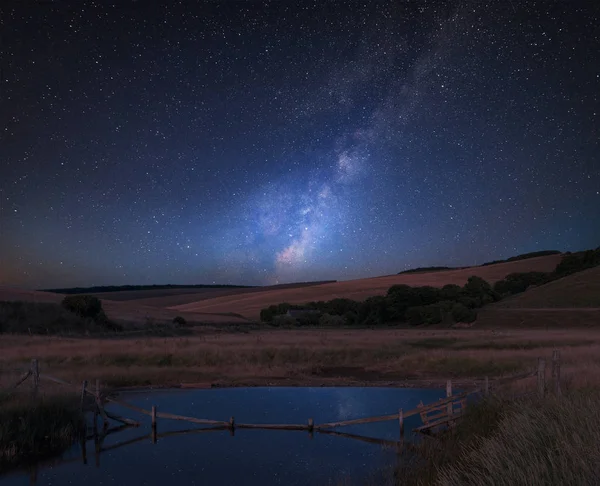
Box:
[2,253,599,483]
[169,254,564,320]
[2,328,599,393]
[1,252,597,392]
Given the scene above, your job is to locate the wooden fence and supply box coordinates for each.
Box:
[2,351,562,446]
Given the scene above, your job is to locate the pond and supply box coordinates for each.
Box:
[0,387,449,486]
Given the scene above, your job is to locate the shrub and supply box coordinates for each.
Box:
[173,316,187,326]
[359,296,389,326]
[259,305,277,322]
[318,313,347,327]
[343,311,359,326]
[0,301,119,335]
[61,295,103,320]
[271,314,297,327]
[452,303,477,323]
[494,271,551,296]
[441,284,463,301]
[554,248,600,277]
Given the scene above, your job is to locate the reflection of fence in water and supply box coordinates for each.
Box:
[3,352,562,484]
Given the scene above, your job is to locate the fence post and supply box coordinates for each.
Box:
[537,358,546,398]
[81,434,87,465]
[95,379,109,428]
[30,359,39,399]
[446,379,453,417]
[398,408,404,441]
[151,405,157,444]
[229,416,235,437]
[552,350,561,397]
[80,380,88,412]
[484,376,489,397]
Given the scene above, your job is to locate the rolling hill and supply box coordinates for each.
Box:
[492,265,600,309]
[169,254,564,320]
[477,265,600,328]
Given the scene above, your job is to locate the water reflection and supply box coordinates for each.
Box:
[0,387,446,486]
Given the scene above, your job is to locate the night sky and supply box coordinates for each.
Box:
[1,1,599,289]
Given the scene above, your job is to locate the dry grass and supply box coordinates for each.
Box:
[430,392,600,486]
[2,328,600,390]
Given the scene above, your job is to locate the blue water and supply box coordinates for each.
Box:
[0,387,447,486]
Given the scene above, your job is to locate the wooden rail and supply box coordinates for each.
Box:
[4,351,561,447]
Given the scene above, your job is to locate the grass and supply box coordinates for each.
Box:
[0,395,84,472]
[1,326,600,481]
[1,328,600,389]
[394,390,600,485]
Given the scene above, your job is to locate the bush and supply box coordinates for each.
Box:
[359,296,389,326]
[0,301,120,335]
[61,295,103,320]
[259,305,277,322]
[271,314,297,327]
[173,316,187,326]
[554,248,600,277]
[452,303,477,323]
[494,271,551,296]
[318,313,347,327]
[441,284,463,301]
[343,311,359,326]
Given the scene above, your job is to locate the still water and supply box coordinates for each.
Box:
[1,387,447,486]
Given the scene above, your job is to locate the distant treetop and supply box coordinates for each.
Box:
[481,250,561,267]
[397,266,453,275]
[42,284,255,294]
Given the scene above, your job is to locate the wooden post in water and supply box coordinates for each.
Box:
[398,408,404,442]
[484,376,489,397]
[308,418,314,439]
[94,432,100,468]
[30,359,39,399]
[95,379,109,429]
[80,380,88,412]
[81,434,87,465]
[93,402,98,437]
[537,358,546,398]
[229,416,235,437]
[151,405,157,444]
[446,380,453,418]
[552,350,561,397]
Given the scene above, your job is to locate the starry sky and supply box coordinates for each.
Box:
[1,0,599,289]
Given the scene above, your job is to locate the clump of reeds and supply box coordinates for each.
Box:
[434,391,600,485]
[396,390,600,486]
[0,395,84,471]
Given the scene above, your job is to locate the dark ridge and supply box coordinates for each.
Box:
[398,266,454,275]
[42,284,255,294]
[481,250,561,267]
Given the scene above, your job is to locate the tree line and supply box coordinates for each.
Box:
[260,246,600,327]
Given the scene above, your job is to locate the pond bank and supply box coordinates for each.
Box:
[397,389,600,485]
[0,396,84,472]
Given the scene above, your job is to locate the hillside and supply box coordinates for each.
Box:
[170,254,564,320]
[0,287,64,304]
[492,265,600,309]
[0,287,250,326]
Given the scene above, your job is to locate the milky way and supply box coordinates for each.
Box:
[1,1,599,288]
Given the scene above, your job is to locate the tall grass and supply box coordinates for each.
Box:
[397,390,600,485]
[0,396,84,471]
